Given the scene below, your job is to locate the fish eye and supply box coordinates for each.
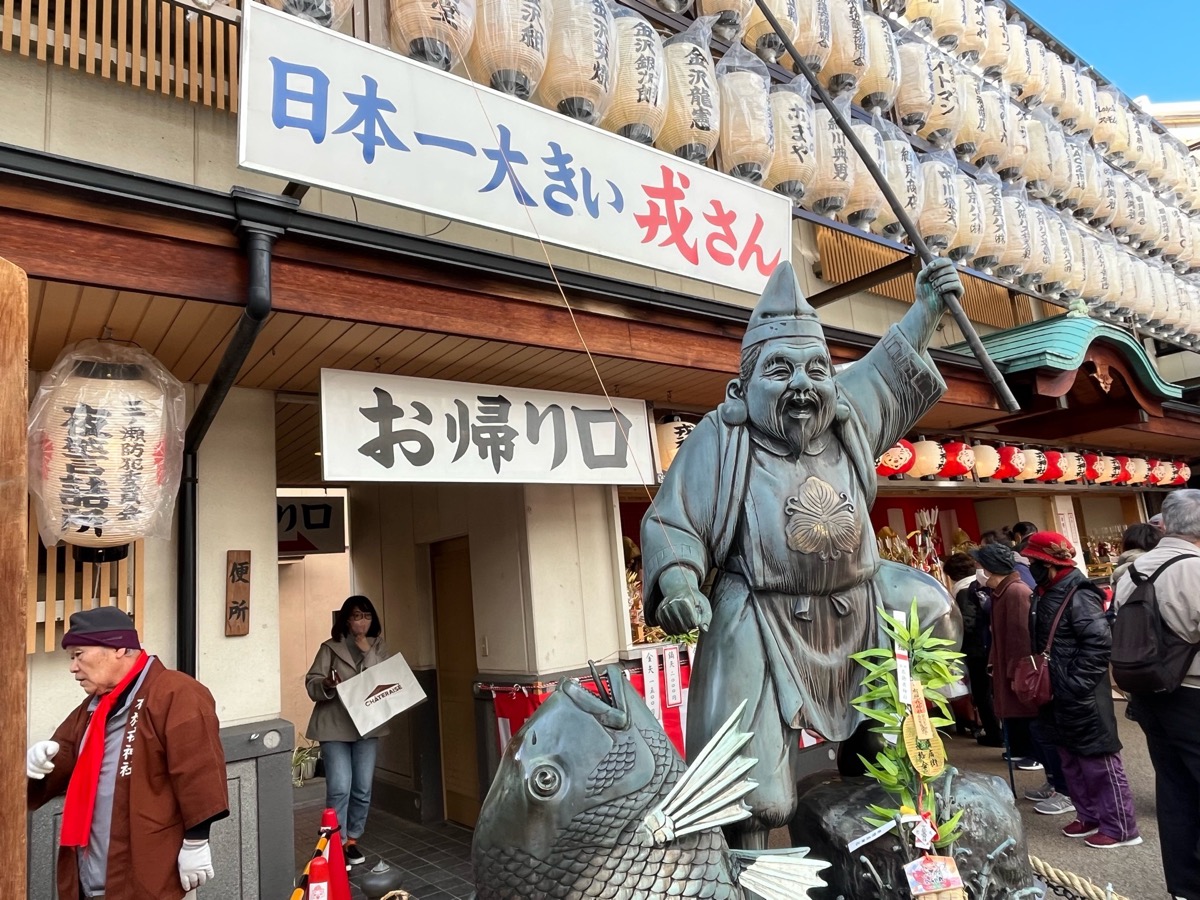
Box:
[529,764,562,799]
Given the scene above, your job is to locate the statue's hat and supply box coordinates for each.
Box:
[741,262,824,351]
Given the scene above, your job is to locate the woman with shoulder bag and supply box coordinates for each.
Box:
[305,595,390,866]
[1025,532,1141,850]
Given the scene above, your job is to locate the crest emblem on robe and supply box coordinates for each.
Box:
[784,477,860,559]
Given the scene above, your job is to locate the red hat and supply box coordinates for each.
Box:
[1021,531,1077,566]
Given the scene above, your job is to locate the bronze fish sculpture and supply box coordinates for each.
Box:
[472,665,828,899]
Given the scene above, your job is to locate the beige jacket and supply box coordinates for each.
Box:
[1113,537,1200,687]
[305,637,391,741]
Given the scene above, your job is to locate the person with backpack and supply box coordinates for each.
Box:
[1112,490,1200,897]
[1025,531,1141,850]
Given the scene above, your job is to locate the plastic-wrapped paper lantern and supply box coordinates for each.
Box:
[911,440,947,478]
[742,0,799,64]
[874,125,924,240]
[949,171,984,262]
[655,418,695,473]
[998,103,1030,182]
[972,442,1000,480]
[389,0,477,70]
[995,445,1026,481]
[765,81,817,204]
[265,0,353,29]
[842,121,889,229]
[601,7,666,144]
[972,174,1006,270]
[780,0,833,76]
[716,42,774,184]
[876,439,917,477]
[939,440,975,479]
[1059,451,1086,483]
[1000,20,1030,99]
[1018,448,1047,482]
[696,0,754,42]
[1112,456,1132,485]
[823,0,869,96]
[1126,457,1151,486]
[996,191,1033,281]
[468,0,548,98]
[537,0,616,124]
[906,0,967,52]
[979,0,1009,80]
[955,69,988,162]
[918,48,962,149]
[973,84,1009,171]
[917,155,960,254]
[855,11,900,113]
[1041,48,1068,118]
[805,104,855,216]
[1175,462,1192,485]
[1093,89,1125,157]
[896,31,936,135]
[658,20,719,162]
[28,340,185,559]
[1017,37,1047,106]
[958,0,987,63]
[1038,450,1064,483]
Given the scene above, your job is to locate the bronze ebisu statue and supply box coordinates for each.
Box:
[640,256,966,850]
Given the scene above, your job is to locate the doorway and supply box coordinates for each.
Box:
[430,536,482,827]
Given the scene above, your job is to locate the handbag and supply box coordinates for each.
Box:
[1012,587,1078,707]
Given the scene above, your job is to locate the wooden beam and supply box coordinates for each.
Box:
[0,257,30,900]
[1015,405,1149,441]
[807,257,916,309]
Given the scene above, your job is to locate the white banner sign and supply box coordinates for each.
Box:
[641,648,662,722]
[663,645,683,708]
[320,369,655,484]
[238,2,792,294]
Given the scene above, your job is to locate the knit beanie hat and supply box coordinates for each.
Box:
[61,607,142,650]
[970,543,1016,576]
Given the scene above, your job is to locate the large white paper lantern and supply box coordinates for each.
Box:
[601,7,667,144]
[911,439,947,478]
[655,418,695,473]
[389,0,477,70]
[28,340,185,558]
[468,0,549,98]
[1019,448,1048,482]
[765,81,818,204]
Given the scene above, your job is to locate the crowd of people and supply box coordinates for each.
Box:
[943,490,1200,899]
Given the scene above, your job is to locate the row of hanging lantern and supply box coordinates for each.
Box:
[875,438,1193,488]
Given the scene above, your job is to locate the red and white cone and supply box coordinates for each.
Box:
[320,808,353,900]
[307,856,330,900]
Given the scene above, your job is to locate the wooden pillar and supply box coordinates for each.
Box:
[0,258,29,900]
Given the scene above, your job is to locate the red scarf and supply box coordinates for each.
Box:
[61,652,150,849]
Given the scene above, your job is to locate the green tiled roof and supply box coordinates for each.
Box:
[946,316,1182,400]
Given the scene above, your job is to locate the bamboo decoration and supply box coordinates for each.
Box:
[997,102,1029,182]
[742,0,799,63]
[905,0,967,53]
[1023,112,1053,197]
[954,68,987,162]
[657,21,720,162]
[823,0,869,96]
[696,0,754,41]
[972,172,1007,270]
[979,0,1009,81]
[949,171,985,262]
[973,83,1008,170]
[918,46,963,148]
[536,0,617,124]
[895,32,936,134]
[765,81,818,202]
[388,0,477,70]
[467,0,548,98]
[957,0,986,63]
[917,156,960,253]
[601,7,666,144]
[805,104,855,215]
[716,44,775,184]
[779,0,832,76]
[873,130,925,240]
[842,121,889,228]
[855,11,901,113]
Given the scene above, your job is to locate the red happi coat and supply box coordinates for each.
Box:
[28,659,229,900]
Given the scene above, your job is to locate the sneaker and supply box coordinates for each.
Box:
[1016,758,1045,771]
[1024,781,1055,802]
[344,841,366,866]
[1062,820,1099,839]
[1085,833,1143,849]
[1034,793,1076,816]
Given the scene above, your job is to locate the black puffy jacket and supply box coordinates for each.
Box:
[1031,569,1121,757]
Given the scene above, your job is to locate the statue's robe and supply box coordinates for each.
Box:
[641,325,954,828]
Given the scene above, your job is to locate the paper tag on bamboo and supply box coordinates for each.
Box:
[894,611,912,711]
[903,855,964,896]
[902,681,946,777]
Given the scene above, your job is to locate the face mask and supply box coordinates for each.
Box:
[975,569,989,585]
[1029,559,1052,586]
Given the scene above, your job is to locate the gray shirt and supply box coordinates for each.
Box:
[79,657,155,897]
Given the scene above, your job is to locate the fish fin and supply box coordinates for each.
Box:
[730,848,830,900]
[639,701,755,845]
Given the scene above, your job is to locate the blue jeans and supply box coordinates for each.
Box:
[321,738,378,840]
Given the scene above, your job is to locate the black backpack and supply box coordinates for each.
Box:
[1111,554,1200,694]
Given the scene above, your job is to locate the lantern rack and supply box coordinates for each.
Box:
[25,505,146,655]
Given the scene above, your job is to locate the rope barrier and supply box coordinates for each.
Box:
[1029,855,1127,900]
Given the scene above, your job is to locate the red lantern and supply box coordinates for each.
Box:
[1084,452,1100,481]
[1112,456,1132,484]
[1038,450,1064,482]
[876,439,917,477]
[1176,462,1192,485]
[938,440,975,479]
[995,446,1025,481]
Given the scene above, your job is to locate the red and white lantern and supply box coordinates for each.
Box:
[1148,459,1176,486]
[1019,448,1048,482]
[995,446,1026,481]
[1125,457,1150,485]
[876,439,917,477]
[911,440,947,478]
[1038,450,1065,483]
[972,442,1000,480]
[1112,456,1132,484]
[1059,452,1086,483]
[938,440,975,479]
[1175,462,1192,485]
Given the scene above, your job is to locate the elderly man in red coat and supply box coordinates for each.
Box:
[27,607,229,900]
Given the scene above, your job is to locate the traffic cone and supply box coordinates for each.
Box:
[307,856,330,900]
[320,808,353,900]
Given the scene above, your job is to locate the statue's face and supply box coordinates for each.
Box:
[745,338,837,452]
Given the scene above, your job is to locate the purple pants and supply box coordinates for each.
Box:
[1057,747,1139,841]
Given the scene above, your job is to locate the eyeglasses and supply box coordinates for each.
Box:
[350,612,373,621]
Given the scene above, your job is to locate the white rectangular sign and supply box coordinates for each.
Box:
[663,645,683,708]
[320,369,655,484]
[238,2,792,294]
[641,648,662,722]
[277,495,346,556]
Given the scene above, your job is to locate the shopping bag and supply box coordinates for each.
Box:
[336,650,427,735]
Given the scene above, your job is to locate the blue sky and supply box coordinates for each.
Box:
[1013,0,1200,104]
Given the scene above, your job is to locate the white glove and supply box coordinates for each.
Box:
[27,741,59,779]
[178,839,214,891]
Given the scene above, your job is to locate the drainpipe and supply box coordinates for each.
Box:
[176,188,297,676]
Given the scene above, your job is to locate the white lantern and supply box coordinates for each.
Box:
[655,418,696,473]
[28,340,185,557]
[1058,452,1086,483]
[972,442,1000,479]
[1019,448,1047,481]
[911,440,947,478]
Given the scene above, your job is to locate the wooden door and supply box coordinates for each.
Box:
[431,537,482,827]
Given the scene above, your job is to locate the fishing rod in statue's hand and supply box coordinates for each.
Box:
[752,0,1021,414]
